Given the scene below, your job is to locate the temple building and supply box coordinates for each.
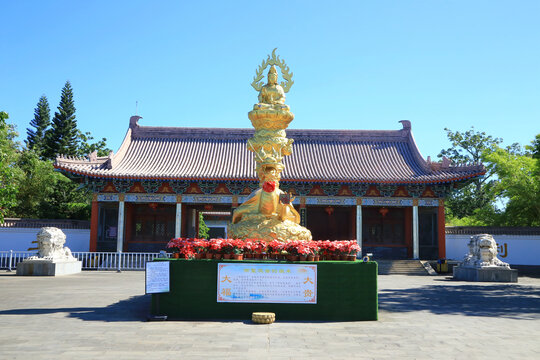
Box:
[54,116,484,259]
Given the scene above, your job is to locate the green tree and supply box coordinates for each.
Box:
[0,111,20,223]
[526,134,540,160]
[41,174,91,220]
[76,130,112,157]
[26,95,50,157]
[198,212,210,239]
[485,143,540,226]
[10,151,57,218]
[9,149,92,220]
[44,81,78,160]
[438,127,502,219]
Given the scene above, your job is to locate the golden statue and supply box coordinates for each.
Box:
[228,49,312,242]
[256,66,289,111]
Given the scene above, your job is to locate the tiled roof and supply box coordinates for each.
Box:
[54,118,485,185]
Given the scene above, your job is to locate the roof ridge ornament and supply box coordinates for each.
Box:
[129,115,142,129]
[251,48,294,93]
[399,120,411,130]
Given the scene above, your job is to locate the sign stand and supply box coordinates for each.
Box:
[145,261,170,321]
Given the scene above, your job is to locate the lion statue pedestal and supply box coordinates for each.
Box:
[17,227,82,276]
[453,234,517,282]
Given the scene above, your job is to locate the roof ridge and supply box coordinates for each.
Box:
[131,125,409,142]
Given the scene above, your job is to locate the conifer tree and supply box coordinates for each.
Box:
[44,81,78,160]
[26,95,50,156]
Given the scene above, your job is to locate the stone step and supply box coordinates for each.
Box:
[376,260,431,275]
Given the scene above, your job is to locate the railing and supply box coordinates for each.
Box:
[0,251,36,272]
[0,251,170,271]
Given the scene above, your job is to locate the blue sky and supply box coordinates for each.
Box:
[1,0,539,159]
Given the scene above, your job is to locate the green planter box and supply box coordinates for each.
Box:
[151,259,378,321]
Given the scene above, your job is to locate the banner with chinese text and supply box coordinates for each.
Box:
[217,263,317,304]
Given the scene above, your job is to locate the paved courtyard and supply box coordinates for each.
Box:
[0,270,539,360]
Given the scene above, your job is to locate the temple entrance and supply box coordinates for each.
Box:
[306,206,355,240]
[419,207,439,259]
[362,207,410,259]
[125,203,175,252]
[97,203,119,252]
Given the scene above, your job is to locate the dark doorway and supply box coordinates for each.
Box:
[362,207,408,259]
[306,206,355,240]
[97,203,118,252]
[419,207,439,259]
[127,203,175,252]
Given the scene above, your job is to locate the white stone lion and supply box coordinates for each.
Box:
[29,227,75,261]
[462,234,509,268]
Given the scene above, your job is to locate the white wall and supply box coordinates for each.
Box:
[0,228,90,252]
[446,234,540,266]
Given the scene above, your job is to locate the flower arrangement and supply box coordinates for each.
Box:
[267,240,284,256]
[345,241,361,256]
[232,239,244,255]
[192,239,209,255]
[220,239,235,255]
[167,238,195,259]
[208,239,223,254]
[252,240,267,255]
[166,238,360,261]
[242,239,254,256]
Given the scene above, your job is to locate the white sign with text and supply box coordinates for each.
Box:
[145,261,170,294]
[217,263,317,304]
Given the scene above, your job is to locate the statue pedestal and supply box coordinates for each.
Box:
[17,259,82,276]
[453,266,518,283]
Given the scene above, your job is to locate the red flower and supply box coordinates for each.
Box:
[262,181,276,192]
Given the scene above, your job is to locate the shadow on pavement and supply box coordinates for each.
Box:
[379,283,540,320]
[0,295,151,322]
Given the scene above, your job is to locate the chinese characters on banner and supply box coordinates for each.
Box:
[217,264,317,304]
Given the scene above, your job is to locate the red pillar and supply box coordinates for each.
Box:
[438,200,446,259]
[89,199,99,252]
[124,203,133,252]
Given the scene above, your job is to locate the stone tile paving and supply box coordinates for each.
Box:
[0,271,538,359]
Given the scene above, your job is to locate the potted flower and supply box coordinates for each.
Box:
[178,238,195,259]
[221,239,235,259]
[267,240,284,260]
[253,240,267,259]
[192,238,208,259]
[167,238,182,258]
[321,240,339,260]
[346,241,361,261]
[308,242,320,261]
[209,239,223,259]
[232,239,244,260]
[297,243,312,261]
[285,240,299,261]
[335,241,348,260]
[243,239,255,258]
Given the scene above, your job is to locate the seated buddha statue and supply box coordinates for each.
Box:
[231,164,300,224]
[254,65,290,111]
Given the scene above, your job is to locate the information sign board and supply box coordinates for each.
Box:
[217,263,317,304]
[145,261,170,294]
